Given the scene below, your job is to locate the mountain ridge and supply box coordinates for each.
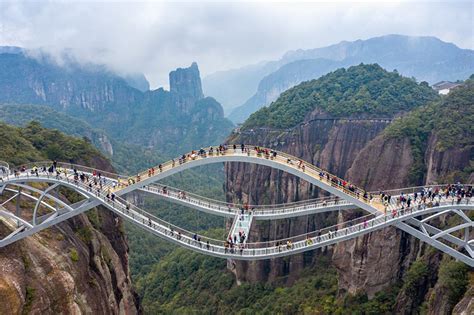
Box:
[0,51,234,155]
[202,35,474,120]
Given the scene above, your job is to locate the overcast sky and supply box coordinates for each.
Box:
[1,0,473,88]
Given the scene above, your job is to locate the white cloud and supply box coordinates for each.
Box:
[0,0,472,88]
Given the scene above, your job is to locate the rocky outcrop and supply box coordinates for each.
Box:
[225,119,391,283]
[424,133,473,184]
[453,286,474,315]
[345,136,414,191]
[0,208,140,315]
[226,100,472,312]
[170,62,204,113]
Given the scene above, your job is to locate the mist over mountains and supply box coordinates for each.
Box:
[202,35,474,123]
[0,48,233,157]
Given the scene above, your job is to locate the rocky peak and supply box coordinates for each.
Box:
[169,62,204,112]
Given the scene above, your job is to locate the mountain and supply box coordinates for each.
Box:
[0,122,140,314]
[229,58,343,123]
[242,64,439,129]
[202,60,283,114]
[222,67,473,313]
[0,104,165,174]
[0,50,234,155]
[205,35,474,123]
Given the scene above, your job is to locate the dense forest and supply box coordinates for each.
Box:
[243,64,439,129]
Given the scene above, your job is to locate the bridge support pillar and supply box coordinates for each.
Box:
[15,186,21,228]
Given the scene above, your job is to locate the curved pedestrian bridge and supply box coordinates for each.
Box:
[0,145,472,266]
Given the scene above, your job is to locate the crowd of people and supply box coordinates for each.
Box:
[380,183,472,213]
[3,147,473,257]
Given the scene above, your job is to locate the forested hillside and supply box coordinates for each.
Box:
[243,64,439,129]
[0,104,165,174]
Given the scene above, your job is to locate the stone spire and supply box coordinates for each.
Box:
[169,62,204,112]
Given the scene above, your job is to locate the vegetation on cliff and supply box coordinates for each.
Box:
[0,120,108,166]
[243,64,439,129]
[385,76,474,182]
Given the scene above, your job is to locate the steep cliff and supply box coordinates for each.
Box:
[225,67,472,312]
[226,119,392,284]
[0,50,233,156]
[0,122,140,314]
[170,62,204,113]
[335,79,473,312]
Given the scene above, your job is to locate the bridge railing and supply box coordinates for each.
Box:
[130,145,372,205]
[0,161,10,176]
[2,169,473,258]
[369,184,472,199]
[242,195,473,250]
[145,183,348,214]
[5,168,231,248]
[11,161,123,182]
[243,146,370,203]
[2,168,376,251]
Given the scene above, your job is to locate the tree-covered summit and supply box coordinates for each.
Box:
[0,121,110,168]
[243,64,439,129]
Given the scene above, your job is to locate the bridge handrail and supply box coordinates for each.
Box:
[0,170,381,248]
[62,169,469,250]
[145,183,346,212]
[9,169,230,246]
[130,145,371,204]
[235,195,473,249]
[70,174,474,251]
[368,184,472,198]
[15,161,124,180]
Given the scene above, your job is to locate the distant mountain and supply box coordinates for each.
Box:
[0,50,233,155]
[202,61,282,114]
[229,58,344,123]
[204,35,474,123]
[123,73,150,92]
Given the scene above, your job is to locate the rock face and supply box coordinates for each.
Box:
[0,137,140,314]
[225,119,391,283]
[0,208,140,315]
[225,93,473,312]
[170,62,204,113]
